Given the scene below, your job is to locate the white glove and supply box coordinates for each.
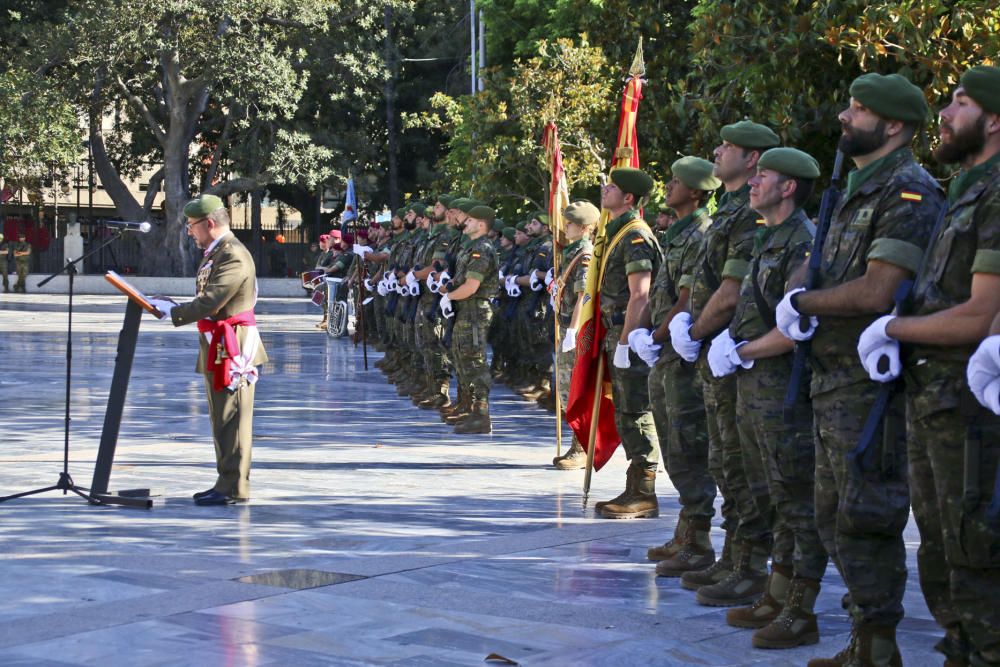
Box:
[439,294,454,319]
[408,281,420,296]
[707,330,742,378]
[405,270,417,287]
[376,279,388,297]
[148,298,175,320]
[505,275,521,297]
[627,327,661,367]
[969,335,1000,415]
[386,274,398,291]
[777,287,818,341]
[363,278,374,292]
[858,315,900,382]
[668,312,701,362]
[498,269,505,281]
[613,342,631,369]
[427,273,440,294]
[396,282,406,295]
[352,244,371,259]
[562,327,577,353]
[544,267,554,287]
[529,272,544,292]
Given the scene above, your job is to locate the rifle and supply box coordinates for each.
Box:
[848,200,949,472]
[783,150,845,423]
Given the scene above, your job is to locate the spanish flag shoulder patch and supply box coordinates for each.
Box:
[630,237,646,245]
[900,190,923,202]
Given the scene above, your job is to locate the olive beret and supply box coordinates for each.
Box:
[182,194,224,218]
[610,167,654,198]
[394,207,407,218]
[436,194,454,207]
[501,227,516,241]
[379,219,392,229]
[409,202,427,216]
[529,210,550,225]
[491,218,506,232]
[849,73,928,124]
[467,205,496,223]
[564,200,600,227]
[671,156,722,191]
[720,120,781,150]
[458,199,484,214]
[758,147,820,179]
[449,197,470,211]
[515,221,528,232]
[961,66,1000,115]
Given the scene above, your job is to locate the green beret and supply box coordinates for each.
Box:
[182,194,224,218]
[529,211,550,225]
[671,156,722,191]
[961,66,1000,115]
[501,227,516,241]
[849,73,928,124]
[409,202,427,216]
[467,205,495,223]
[449,197,470,211]
[379,219,392,229]
[515,221,528,232]
[758,147,820,179]
[436,194,454,207]
[457,199,482,213]
[564,200,600,227]
[720,120,781,150]
[394,207,407,218]
[610,167,654,198]
[491,218,506,232]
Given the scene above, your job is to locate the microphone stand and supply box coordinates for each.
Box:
[1,228,129,504]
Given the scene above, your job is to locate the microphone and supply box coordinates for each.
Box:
[101,220,152,233]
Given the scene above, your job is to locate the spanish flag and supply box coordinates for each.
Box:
[565,40,645,472]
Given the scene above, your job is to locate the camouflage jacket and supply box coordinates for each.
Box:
[599,209,662,321]
[453,234,499,301]
[556,238,592,328]
[811,147,944,395]
[650,207,712,326]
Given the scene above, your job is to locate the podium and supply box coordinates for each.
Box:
[88,272,164,508]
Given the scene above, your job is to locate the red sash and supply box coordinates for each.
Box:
[197,310,257,391]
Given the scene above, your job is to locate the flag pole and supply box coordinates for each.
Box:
[582,354,605,497]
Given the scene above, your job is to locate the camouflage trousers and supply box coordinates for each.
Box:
[556,324,575,406]
[697,354,757,537]
[653,354,715,520]
[603,325,657,467]
[415,296,449,382]
[813,378,909,628]
[907,364,1000,664]
[452,299,493,403]
[737,358,826,579]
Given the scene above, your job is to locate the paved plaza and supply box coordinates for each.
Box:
[0,294,942,666]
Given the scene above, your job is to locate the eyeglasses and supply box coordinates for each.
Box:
[186,218,208,230]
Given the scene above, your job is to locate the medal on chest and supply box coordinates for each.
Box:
[196,259,213,296]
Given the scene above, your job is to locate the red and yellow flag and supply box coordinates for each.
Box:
[565,40,645,472]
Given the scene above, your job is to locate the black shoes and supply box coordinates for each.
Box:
[193,490,247,506]
[192,488,215,500]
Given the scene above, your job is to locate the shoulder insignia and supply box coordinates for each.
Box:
[471,253,481,259]
[900,190,923,202]
[537,252,546,257]
[630,237,646,245]
[756,218,766,225]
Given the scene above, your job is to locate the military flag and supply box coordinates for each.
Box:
[565,40,645,484]
[341,176,357,226]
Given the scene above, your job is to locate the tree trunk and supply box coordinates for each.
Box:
[383,6,400,210]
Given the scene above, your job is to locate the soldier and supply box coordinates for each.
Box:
[438,205,500,434]
[0,233,9,292]
[148,195,268,505]
[594,167,662,520]
[669,121,780,604]
[855,67,1000,667]
[551,200,598,469]
[489,226,518,382]
[500,221,534,393]
[513,212,555,403]
[707,147,828,648]
[13,232,31,293]
[630,158,718,571]
[775,73,945,665]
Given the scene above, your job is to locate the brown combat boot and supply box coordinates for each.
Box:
[807,624,901,667]
[647,514,690,562]
[807,628,855,667]
[418,381,451,410]
[600,462,659,519]
[752,576,820,649]
[552,436,586,470]
[594,465,636,513]
[445,400,472,424]
[454,401,491,434]
[440,385,468,419]
[656,517,715,577]
[696,539,770,607]
[680,531,734,590]
[726,562,792,629]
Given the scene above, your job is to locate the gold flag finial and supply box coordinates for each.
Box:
[628,37,645,79]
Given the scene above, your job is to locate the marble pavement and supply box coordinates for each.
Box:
[0,294,942,666]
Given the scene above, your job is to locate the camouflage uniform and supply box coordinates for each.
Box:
[489,243,515,375]
[810,147,943,633]
[451,235,500,404]
[730,208,826,579]
[501,240,532,384]
[555,237,592,405]
[12,239,31,293]
[0,238,9,292]
[416,223,462,402]
[599,209,662,470]
[650,208,714,522]
[688,184,763,542]
[904,153,1000,665]
[519,233,555,389]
